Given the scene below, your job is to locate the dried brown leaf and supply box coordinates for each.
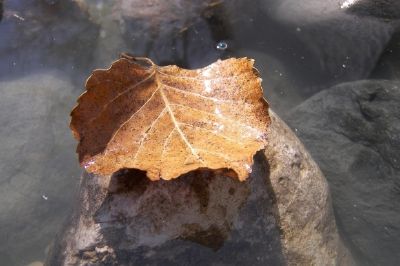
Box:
[70,54,270,181]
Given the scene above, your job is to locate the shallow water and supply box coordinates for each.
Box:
[0,0,399,265]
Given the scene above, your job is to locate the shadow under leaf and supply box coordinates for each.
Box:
[94,151,285,265]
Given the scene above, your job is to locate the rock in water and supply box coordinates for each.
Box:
[0,0,98,80]
[46,111,353,265]
[227,0,394,115]
[286,80,400,265]
[0,73,82,265]
[260,0,394,94]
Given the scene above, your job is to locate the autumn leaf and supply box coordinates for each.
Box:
[70,54,270,181]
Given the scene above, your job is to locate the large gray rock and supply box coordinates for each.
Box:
[46,111,353,265]
[0,73,82,265]
[286,80,400,265]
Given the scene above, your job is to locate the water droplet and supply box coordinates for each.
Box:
[342,64,347,68]
[296,27,302,32]
[216,41,228,51]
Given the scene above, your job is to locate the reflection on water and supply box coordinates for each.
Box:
[0,0,399,265]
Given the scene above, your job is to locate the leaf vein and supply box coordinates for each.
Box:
[169,103,261,137]
[159,86,204,164]
[87,71,156,125]
[178,122,245,145]
[133,108,167,164]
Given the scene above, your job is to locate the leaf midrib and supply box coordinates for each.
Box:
[157,74,203,164]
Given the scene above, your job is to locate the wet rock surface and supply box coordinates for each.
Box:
[286,80,400,265]
[46,111,352,266]
[0,73,82,265]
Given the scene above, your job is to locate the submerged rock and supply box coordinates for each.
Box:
[0,0,98,81]
[0,73,82,265]
[260,0,393,91]
[286,80,400,265]
[46,111,353,265]
[222,0,396,115]
[76,0,235,69]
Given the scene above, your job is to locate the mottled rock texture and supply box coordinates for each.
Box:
[46,111,353,265]
[287,80,400,265]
